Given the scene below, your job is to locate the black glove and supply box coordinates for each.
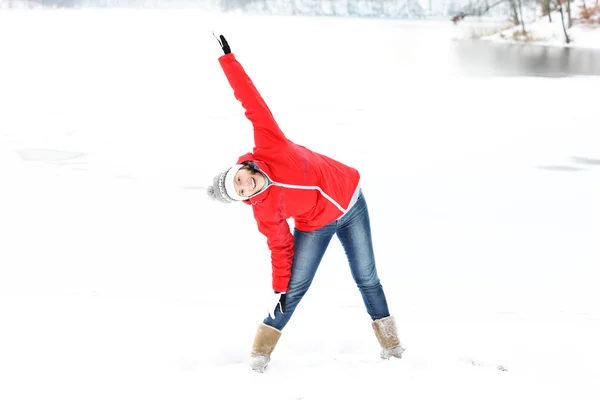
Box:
[268,291,287,319]
[278,292,287,313]
[214,33,231,55]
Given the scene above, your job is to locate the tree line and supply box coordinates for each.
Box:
[452,0,600,44]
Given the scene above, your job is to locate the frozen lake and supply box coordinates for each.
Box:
[0,9,599,400]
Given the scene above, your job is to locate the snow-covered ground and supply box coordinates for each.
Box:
[457,3,600,49]
[0,9,599,400]
[481,15,600,49]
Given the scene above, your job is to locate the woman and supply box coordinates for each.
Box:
[207,34,404,372]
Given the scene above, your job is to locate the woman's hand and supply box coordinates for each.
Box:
[268,291,287,319]
[213,32,231,55]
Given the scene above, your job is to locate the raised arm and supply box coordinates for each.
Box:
[215,34,287,150]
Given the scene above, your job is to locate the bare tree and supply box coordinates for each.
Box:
[544,0,552,22]
[555,0,571,43]
[451,0,508,23]
[516,0,526,34]
[510,0,520,24]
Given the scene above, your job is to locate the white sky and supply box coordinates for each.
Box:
[0,9,599,400]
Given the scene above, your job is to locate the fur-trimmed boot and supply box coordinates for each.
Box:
[372,315,405,359]
[249,323,282,373]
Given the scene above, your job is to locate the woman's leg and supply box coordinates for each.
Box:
[336,191,390,320]
[263,222,336,331]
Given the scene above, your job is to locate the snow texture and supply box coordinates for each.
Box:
[0,8,599,400]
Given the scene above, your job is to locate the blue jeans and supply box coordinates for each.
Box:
[263,190,390,331]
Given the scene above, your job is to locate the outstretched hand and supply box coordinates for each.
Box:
[213,32,231,55]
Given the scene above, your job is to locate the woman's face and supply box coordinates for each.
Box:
[233,167,266,198]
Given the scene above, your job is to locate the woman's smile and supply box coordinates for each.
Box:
[234,168,265,198]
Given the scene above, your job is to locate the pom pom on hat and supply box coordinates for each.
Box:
[206,184,218,201]
[207,164,248,203]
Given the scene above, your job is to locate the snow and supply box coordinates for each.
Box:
[480,15,600,49]
[458,3,600,49]
[1,8,599,400]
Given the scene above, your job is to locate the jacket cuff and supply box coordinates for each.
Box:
[273,284,288,293]
[218,53,236,64]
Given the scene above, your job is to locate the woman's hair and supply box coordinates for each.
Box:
[240,160,259,173]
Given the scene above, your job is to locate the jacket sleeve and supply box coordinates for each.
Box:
[253,207,294,293]
[219,53,287,150]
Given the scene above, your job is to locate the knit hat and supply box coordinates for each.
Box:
[206,164,248,203]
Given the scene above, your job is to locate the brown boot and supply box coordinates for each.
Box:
[372,315,405,359]
[250,323,282,373]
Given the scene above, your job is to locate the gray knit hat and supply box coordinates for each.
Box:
[206,164,247,203]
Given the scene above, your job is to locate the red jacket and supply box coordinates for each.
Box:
[219,53,360,292]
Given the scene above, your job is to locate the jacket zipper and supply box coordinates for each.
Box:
[251,170,347,213]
